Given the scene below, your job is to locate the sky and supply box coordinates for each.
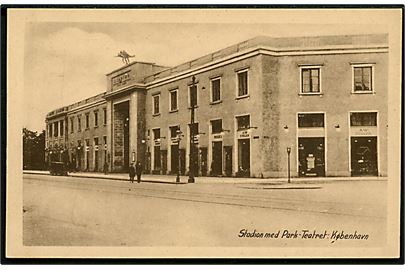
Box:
[22,19,389,132]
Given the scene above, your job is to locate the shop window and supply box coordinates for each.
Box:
[236,115,250,131]
[211,119,222,134]
[350,112,377,126]
[298,113,325,128]
[170,126,180,138]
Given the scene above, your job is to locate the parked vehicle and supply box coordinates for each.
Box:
[49,161,68,176]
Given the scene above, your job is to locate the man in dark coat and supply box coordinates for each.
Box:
[135,161,142,183]
[129,163,135,183]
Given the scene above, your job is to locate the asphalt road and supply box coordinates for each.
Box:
[23,174,387,247]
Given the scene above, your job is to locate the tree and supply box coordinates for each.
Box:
[23,128,45,170]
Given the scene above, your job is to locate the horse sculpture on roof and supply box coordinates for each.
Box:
[116,50,135,65]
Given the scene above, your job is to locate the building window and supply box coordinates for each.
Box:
[103,108,107,125]
[153,128,161,140]
[94,111,98,127]
[211,77,221,103]
[237,70,248,97]
[94,137,99,146]
[189,85,198,107]
[236,115,250,131]
[298,113,325,128]
[153,95,160,115]
[77,116,82,132]
[353,66,373,93]
[60,120,64,136]
[301,67,321,94]
[49,124,53,137]
[85,113,89,129]
[189,122,199,137]
[103,135,107,145]
[70,117,74,133]
[350,112,377,126]
[211,119,222,134]
[54,122,59,137]
[169,89,178,112]
[170,126,180,138]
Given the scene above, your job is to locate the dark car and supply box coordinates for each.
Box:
[49,162,68,176]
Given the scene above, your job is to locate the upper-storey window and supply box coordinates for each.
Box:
[350,112,377,126]
[49,124,53,137]
[94,111,98,127]
[70,117,74,133]
[169,89,178,112]
[153,94,160,115]
[237,70,248,97]
[54,122,59,137]
[85,113,90,129]
[77,115,82,132]
[301,67,321,94]
[211,77,221,103]
[298,113,325,128]
[60,120,64,136]
[353,65,373,93]
[189,84,198,107]
[103,108,107,125]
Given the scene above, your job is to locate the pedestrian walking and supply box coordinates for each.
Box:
[129,163,135,183]
[135,160,142,183]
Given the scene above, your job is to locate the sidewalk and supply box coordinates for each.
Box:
[23,170,387,185]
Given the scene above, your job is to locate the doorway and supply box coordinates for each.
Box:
[211,141,223,176]
[351,137,378,176]
[298,137,325,177]
[237,139,250,177]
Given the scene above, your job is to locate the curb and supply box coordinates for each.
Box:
[23,171,388,185]
[23,171,188,185]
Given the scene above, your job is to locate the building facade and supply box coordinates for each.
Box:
[45,34,388,178]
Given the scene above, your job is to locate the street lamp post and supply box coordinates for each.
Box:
[287,147,291,183]
[188,75,196,183]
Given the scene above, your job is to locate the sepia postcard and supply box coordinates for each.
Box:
[4,7,403,261]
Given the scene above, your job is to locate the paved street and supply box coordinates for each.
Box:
[23,174,387,247]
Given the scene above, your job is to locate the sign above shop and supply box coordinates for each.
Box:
[238,130,250,139]
[351,126,377,136]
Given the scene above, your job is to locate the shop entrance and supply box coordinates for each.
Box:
[94,150,99,171]
[224,146,232,177]
[237,139,250,177]
[171,144,179,174]
[351,137,378,176]
[298,137,325,177]
[211,141,223,176]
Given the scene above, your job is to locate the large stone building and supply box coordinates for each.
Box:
[45,34,388,178]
